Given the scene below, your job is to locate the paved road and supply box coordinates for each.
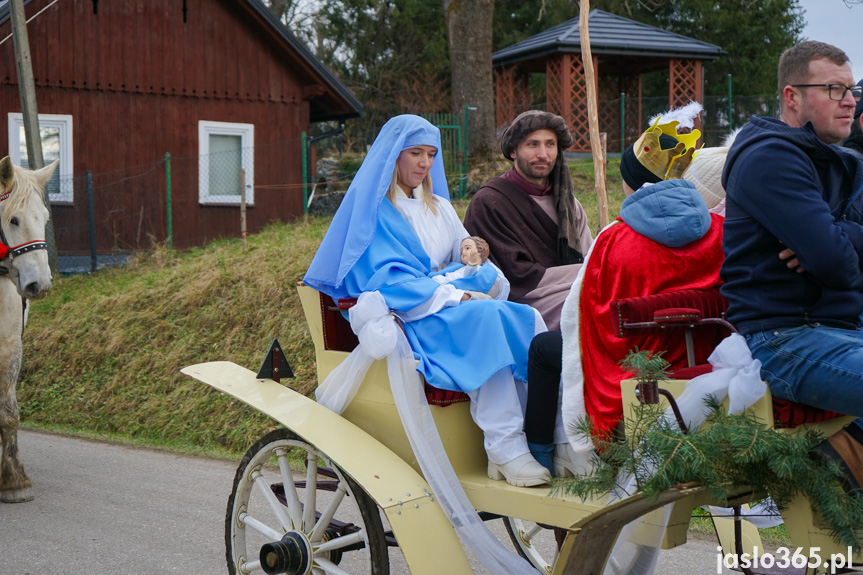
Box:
[1,430,740,574]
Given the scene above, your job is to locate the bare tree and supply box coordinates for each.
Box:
[264,0,317,46]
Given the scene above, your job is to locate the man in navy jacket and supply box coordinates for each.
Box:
[721,40,863,415]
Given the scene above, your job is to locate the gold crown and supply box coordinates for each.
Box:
[633,118,701,181]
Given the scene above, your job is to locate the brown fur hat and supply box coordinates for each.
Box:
[499,110,574,158]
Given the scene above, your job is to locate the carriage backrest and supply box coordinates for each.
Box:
[610,287,845,429]
[300,285,470,408]
[320,293,359,352]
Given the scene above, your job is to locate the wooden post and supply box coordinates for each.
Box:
[10,0,58,272]
[578,0,609,229]
[9,0,42,171]
[240,169,247,251]
[598,132,609,225]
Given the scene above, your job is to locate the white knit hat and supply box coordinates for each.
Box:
[682,130,739,209]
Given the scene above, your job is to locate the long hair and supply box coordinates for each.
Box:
[386,163,439,215]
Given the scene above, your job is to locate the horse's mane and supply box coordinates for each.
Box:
[1,165,47,226]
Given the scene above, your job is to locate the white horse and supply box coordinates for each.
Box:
[0,155,57,503]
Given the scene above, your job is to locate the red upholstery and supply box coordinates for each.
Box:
[612,288,844,429]
[653,308,703,324]
[668,364,712,379]
[611,288,728,338]
[320,294,359,352]
[320,293,469,407]
[424,384,471,406]
[772,398,843,429]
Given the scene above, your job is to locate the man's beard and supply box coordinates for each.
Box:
[516,156,554,183]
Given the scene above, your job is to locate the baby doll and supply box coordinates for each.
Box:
[431,236,501,299]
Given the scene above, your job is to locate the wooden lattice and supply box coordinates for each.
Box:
[495,65,527,129]
[597,73,621,153]
[622,74,642,150]
[547,54,589,151]
[669,59,702,108]
[546,57,564,118]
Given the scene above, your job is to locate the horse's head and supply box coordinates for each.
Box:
[0,156,58,299]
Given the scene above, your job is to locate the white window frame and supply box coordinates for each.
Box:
[198,120,254,205]
[7,113,74,203]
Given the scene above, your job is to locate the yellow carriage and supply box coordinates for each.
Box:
[182,284,861,575]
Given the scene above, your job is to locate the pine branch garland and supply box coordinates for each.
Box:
[555,401,863,548]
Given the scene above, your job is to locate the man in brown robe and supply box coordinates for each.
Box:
[464,111,592,330]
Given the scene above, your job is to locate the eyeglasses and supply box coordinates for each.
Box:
[790,83,863,102]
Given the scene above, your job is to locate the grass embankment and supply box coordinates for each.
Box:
[18,158,620,459]
[19,218,329,459]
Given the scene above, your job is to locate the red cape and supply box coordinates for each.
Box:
[579,214,725,439]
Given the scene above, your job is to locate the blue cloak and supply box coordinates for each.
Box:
[430,261,499,294]
[304,115,537,392]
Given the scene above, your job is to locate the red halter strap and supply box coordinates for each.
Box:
[0,189,47,262]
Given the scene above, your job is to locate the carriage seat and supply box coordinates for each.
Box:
[611,287,844,429]
[319,293,470,407]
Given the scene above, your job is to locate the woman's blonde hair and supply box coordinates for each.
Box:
[387,161,439,215]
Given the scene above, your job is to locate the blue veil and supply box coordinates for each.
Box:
[304,115,449,298]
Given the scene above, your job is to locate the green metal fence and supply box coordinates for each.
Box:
[421,105,471,199]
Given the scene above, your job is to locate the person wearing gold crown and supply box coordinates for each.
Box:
[464,111,593,331]
[523,104,733,474]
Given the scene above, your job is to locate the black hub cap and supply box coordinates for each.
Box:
[259,532,310,575]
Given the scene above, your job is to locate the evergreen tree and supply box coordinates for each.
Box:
[497,0,805,97]
[267,0,812,149]
[312,0,450,145]
[646,0,805,96]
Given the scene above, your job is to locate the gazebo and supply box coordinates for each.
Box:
[493,10,724,152]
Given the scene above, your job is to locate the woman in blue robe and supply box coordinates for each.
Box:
[305,115,551,487]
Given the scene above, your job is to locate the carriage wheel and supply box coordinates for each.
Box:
[226,429,389,575]
[503,517,559,574]
[504,517,653,574]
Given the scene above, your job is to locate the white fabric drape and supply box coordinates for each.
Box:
[602,333,767,574]
[316,291,536,575]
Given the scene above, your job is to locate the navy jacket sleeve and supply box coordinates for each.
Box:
[727,140,863,290]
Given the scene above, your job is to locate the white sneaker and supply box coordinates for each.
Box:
[554,444,596,477]
[488,453,551,487]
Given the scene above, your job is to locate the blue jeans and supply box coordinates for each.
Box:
[746,324,863,418]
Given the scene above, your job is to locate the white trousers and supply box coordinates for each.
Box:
[467,367,530,465]
[467,307,551,465]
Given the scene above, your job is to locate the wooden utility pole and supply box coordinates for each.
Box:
[578,0,610,229]
[10,0,58,272]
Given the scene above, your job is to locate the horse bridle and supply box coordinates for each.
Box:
[0,188,49,277]
[0,188,47,335]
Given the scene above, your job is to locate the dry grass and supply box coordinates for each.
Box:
[17,158,623,458]
[18,217,331,457]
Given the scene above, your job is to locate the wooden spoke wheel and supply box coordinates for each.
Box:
[504,517,559,573]
[226,429,389,575]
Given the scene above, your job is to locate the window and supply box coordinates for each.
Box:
[7,113,74,203]
[198,121,254,205]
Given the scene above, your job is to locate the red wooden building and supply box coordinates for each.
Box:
[0,0,362,254]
